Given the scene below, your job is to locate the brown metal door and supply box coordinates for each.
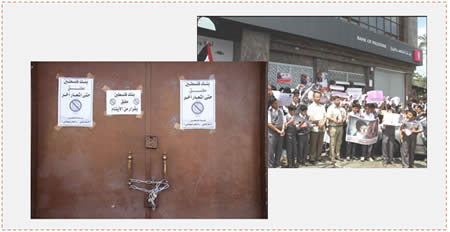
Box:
[146,62,265,218]
[32,62,148,218]
[31,62,267,219]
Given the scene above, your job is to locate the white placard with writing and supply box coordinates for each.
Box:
[278,93,294,106]
[383,112,403,126]
[346,88,362,99]
[180,80,216,129]
[106,90,142,115]
[58,77,94,127]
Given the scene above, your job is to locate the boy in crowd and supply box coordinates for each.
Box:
[285,105,299,168]
[307,91,327,164]
[381,105,396,166]
[400,110,423,168]
[296,104,311,166]
[291,91,300,113]
[360,103,377,162]
[345,103,361,160]
[415,104,427,153]
[326,96,346,162]
[268,96,285,168]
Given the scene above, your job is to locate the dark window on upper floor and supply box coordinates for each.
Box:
[339,16,401,40]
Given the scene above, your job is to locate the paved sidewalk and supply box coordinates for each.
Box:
[278,152,427,168]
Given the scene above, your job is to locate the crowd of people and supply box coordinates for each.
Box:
[267,79,427,169]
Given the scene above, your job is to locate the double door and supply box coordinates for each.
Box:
[31,62,267,218]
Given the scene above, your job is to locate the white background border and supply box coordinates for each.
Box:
[1,1,447,230]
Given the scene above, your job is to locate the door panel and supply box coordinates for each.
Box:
[148,62,263,218]
[33,62,147,218]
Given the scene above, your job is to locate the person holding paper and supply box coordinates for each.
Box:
[326,96,346,162]
[307,91,327,164]
[416,104,427,154]
[285,105,299,168]
[268,96,286,168]
[381,105,397,167]
[296,104,311,166]
[400,110,423,168]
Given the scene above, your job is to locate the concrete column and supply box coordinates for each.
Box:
[402,17,418,48]
[365,66,374,92]
[239,28,270,61]
[405,73,413,103]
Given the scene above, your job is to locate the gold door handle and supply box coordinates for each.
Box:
[162,152,167,179]
[127,151,133,186]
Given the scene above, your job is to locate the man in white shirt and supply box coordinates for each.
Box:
[307,91,327,164]
[326,96,347,162]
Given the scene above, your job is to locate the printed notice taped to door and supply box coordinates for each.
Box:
[106,90,142,115]
[180,80,216,129]
[58,77,94,127]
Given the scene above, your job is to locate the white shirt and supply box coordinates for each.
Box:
[346,111,361,124]
[268,106,286,124]
[361,111,376,120]
[326,104,346,126]
[307,102,326,132]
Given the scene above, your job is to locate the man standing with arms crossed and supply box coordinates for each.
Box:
[307,91,327,164]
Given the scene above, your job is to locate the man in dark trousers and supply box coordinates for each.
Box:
[296,104,311,166]
[285,105,299,168]
[268,96,285,168]
[400,110,423,168]
[307,91,327,164]
[381,106,397,167]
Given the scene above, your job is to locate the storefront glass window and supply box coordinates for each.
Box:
[392,23,398,36]
[385,19,391,33]
[377,17,384,30]
[369,17,376,26]
[340,16,401,40]
[360,17,368,24]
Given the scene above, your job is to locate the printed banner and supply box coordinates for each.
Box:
[366,90,384,103]
[106,90,142,115]
[316,72,329,91]
[180,80,216,129]
[382,112,403,126]
[277,72,292,84]
[300,74,312,86]
[58,77,94,127]
[346,115,378,145]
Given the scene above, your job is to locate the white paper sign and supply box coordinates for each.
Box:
[346,88,362,100]
[180,80,215,129]
[383,112,402,126]
[58,77,94,127]
[278,93,294,106]
[106,90,142,115]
